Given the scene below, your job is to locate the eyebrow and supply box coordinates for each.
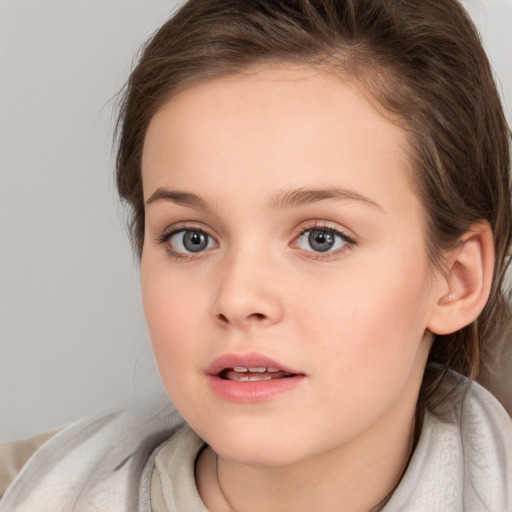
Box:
[145,189,211,210]
[268,186,382,211]
[145,186,382,211]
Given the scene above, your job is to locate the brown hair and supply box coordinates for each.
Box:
[116,0,512,403]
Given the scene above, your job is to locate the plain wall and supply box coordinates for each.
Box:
[1,0,511,443]
[0,0,182,442]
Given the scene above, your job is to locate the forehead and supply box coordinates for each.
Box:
[141,65,420,219]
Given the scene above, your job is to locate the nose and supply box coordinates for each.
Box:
[211,250,284,329]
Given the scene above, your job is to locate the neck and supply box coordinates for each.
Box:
[196,398,418,512]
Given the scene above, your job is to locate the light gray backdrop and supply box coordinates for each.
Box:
[1,0,511,443]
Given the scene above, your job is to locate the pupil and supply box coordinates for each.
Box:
[308,230,334,252]
[183,231,207,252]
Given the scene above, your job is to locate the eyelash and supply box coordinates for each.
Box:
[157,224,213,261]
[157,221,356,261]
[293,222,356,260]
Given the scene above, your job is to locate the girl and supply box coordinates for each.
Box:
[2,0,511,510]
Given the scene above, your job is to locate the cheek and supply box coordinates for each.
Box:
[140,259,207,380]
[141,251,210,328]
[293,249,432,374]
[286,257,433,439]
[142,275,213,414]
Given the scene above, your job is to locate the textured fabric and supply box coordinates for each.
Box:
[1,379,511,511]
[151,428,208,512]
[0,430,60,498]
[0,392,183,512]
[384,380,512,510]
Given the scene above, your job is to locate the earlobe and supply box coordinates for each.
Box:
[428,221,495,336]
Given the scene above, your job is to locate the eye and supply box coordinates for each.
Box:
[296,227,352,253]
[167,229,216,254]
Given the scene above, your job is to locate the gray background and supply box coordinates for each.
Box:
[1,0,511,443]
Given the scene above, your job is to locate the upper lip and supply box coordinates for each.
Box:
[206,352,304,376]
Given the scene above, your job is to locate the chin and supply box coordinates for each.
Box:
[201,425,309,467]
[217,443,304,467]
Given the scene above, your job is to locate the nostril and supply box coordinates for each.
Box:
[217,313,229,323]
[217,312,266,322]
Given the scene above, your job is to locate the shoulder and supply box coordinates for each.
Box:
[0,430,60,498]
[457,379,512,509]
[0,392,186,512]
[386,377,512,511]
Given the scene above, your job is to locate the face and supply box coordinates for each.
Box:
[141,65,442,466]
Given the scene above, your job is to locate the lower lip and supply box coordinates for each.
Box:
[207,374,305,403]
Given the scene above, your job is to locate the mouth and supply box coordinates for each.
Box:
[206,352,305,403]
[218,367,296,382]
[206,352,303,379]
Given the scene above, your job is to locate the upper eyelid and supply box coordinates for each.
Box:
[158,223,217,241]
[294,221,356,241]
[298,226,354,241]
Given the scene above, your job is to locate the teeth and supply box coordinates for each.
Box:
[232,366,276,373]
[227,366,284,375]
[236,374,273,381]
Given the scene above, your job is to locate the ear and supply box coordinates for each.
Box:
[428,221,495,335]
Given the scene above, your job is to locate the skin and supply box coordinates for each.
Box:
[140,65,450,512]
